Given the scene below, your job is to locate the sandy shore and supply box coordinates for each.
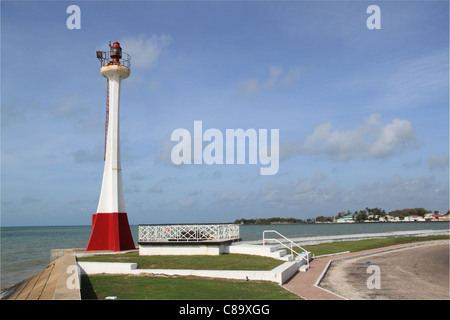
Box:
[318,242,449,300]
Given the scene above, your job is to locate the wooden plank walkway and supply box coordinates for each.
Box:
[4,257,63,300]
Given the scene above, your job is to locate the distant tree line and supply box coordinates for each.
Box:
[388,208,430,218]
[234,207,449,225]
[234,217,314,225]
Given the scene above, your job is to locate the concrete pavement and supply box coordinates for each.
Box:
[319,242,449,300]
[282,240,449,300]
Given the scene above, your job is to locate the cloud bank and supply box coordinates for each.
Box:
[237,65,302,98]
[120,34,173,69]
[281,114,419,161]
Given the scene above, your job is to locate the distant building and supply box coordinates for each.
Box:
[403,215,425,222]
[379,215,399,222]
[337,213,356,223]
[429,214,449,221]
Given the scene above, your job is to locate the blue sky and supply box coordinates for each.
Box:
[1,0,448,226]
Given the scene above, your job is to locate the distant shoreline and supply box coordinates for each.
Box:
[1,220,448,228]
[238,220,449,226]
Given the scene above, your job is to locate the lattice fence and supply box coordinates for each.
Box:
[138,224,240,242]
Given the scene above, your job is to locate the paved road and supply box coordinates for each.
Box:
[319,242,449,300]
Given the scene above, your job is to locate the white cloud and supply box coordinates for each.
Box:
[380,49,449,110]
[148,184,164,193]
[179,196,197,207]
[280,114,419,161]
[214,173,448,217]
[72,147,102,163]
[199,170,223,180]
[21,196,41,204]
[120,34,173,68]
[155,134,179,166]
[237,65,302,98]
[1,96,32,128]
[50,94,82,116]
[325,49,449,112]
[429,153,449,169]
[47,94,102,133]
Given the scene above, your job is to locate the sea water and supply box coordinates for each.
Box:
[1,222,448,291]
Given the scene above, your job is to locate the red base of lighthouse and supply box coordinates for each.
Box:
[86,212,135,251]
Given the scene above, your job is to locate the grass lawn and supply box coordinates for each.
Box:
[77,252,283,271]
[298,234,449,257]
[81,274,301,300]
[78,252,295,300]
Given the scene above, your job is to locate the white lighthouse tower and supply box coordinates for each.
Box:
[86,41,135,251]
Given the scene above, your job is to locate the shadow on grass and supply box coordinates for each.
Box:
[80,275,98,300]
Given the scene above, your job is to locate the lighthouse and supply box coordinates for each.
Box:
[86,41,135,251]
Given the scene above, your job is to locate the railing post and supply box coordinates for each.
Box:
[262,230,310,263]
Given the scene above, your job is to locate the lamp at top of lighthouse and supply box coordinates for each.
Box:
[109,41,122,65]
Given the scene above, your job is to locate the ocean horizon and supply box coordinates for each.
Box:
[1,221,449,291]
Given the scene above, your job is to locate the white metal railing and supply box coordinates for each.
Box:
[138,224,240,243]
[96,50,131,68]
[263,230,310,267]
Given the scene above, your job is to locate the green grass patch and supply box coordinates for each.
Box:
[77,252,283,271]
[81,274,301,300]
[295,234,449,257]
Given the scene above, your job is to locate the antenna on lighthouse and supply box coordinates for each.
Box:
[104,79,109,161]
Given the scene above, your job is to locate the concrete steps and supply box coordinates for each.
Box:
[227,243,300,262]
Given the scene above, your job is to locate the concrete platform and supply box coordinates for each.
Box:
[78,258,306,285]
[139,239,239,256]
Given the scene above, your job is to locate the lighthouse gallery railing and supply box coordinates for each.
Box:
[138,223,240,243]
[96,50,131,68]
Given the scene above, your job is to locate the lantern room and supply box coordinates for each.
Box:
[109,41,122,64]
